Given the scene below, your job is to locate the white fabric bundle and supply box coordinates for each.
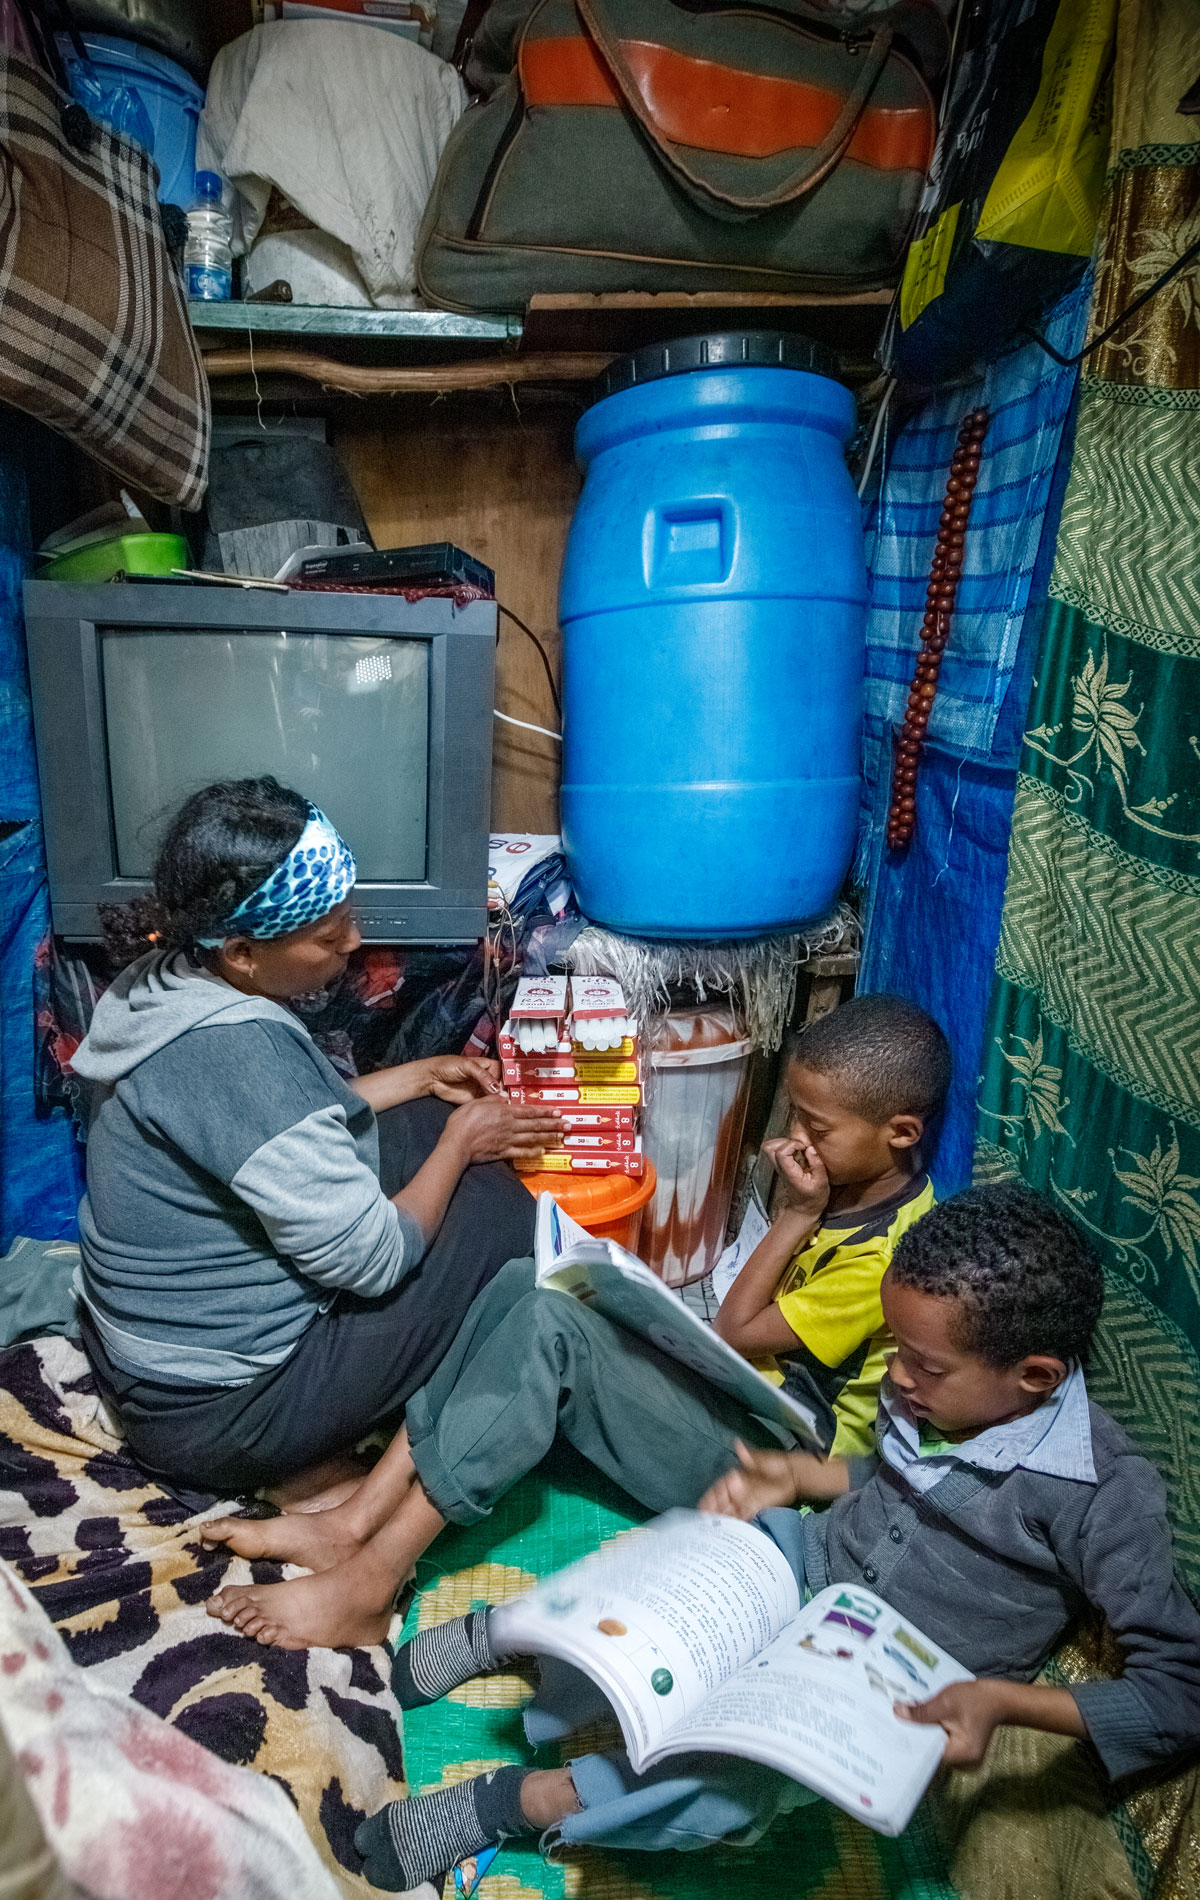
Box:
[198,21,466,307]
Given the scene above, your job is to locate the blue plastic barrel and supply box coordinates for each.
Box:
[559,333,867,940]
[57,33,204,209]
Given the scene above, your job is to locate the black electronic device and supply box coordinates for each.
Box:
[296,542,495,593]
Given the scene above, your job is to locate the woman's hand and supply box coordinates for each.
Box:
[444,1096,563,1166]
[763,1134,830,1225]
[349,1055,500,1113]
[422,1055,503,1103]
[392,1096,562,1242]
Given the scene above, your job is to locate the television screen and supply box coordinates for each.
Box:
[101,628,430,882]
[25,582,494,942]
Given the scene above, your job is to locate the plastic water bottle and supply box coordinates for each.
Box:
[184,170,233,302]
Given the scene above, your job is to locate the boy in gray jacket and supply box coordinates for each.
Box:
[358,1184,1200,1889]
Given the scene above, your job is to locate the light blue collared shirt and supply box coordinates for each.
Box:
[876,1361,1097,1493]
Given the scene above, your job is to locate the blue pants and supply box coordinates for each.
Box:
[530,1510,815,1853]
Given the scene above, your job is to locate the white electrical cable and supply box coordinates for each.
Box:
[494,710,563,742]
[857,375,896,499]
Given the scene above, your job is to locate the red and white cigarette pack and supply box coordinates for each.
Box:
[559,1107,637,1132]
[570,1035,635,1058]
[503,1057,640,1088]
[498,1021,571,1059]
[501,1057,577,1085]
[560,1130,639,1154]
[507,1084,643,1106]
[572,1059,640,1084]
[499,981,571,1059]
[569,976,626,1019]
[517,1138,645,1176]
[510,975,568,1020]
[502,976,645,1117]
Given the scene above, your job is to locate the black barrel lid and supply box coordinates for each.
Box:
[596,330,841,402]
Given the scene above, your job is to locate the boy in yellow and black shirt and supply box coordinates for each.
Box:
[713,994,946,1457]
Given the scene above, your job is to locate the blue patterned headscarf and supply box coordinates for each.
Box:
[197,804,357,945]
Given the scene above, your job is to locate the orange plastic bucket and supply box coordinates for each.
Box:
[519,1162,657,1254]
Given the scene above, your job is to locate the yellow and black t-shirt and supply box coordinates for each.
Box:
[764,1172,935,1459]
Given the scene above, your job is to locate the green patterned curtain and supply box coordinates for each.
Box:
[975,0,1200,1594]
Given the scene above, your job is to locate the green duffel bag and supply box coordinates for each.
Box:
[416,0,941,313]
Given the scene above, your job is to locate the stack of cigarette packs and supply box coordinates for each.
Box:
[502,976,644,1174]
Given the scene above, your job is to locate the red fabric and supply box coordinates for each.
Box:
[286,581,493,607]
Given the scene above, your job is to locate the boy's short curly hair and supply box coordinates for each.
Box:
[786,992,951,1124]
[887,1183,1104,1366]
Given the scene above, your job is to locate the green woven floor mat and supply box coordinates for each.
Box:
[400,1458,961,1900]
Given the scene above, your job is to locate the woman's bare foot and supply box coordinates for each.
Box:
[262,1453,370,1513]
[199,1505,365,1573]
[287,1475,367,1515]
[205,1549,398,1650]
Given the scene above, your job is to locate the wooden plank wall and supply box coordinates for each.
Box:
[333,392,581,832]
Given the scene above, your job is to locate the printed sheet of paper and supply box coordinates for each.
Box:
[489,1512,801,1762]
[656,1583,974,1836]
[535,1191,592,1263]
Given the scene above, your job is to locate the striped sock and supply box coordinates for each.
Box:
[391,1608,501,1709]
[355,1766,533,1889]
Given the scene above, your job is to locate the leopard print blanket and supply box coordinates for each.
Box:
[0,1333,407,1898]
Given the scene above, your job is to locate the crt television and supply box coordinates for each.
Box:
[23,582,496,943]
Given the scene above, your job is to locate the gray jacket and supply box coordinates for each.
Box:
[805,1402,1200,1780]
[71,951,424,1387]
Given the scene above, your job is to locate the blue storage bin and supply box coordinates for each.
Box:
[58,33,204,208]
[560,334,867,940]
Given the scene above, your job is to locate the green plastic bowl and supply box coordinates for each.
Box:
[40,531,189,583]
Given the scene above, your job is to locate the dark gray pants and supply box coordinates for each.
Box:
[406,1257,788,1524]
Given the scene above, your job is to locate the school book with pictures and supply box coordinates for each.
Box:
[533,1192,830,1451]
[489,1511,972,1837]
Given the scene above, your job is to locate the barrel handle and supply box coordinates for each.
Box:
[574,0,893,217]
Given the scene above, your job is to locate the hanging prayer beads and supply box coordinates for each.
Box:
[886,406,989,852]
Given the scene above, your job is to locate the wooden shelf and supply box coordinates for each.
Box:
[190,289,892,391]
[189,290,891,348]
[520,289,893,361]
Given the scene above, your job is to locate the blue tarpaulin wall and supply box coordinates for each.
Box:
[856,286,1087,1193]
[0,446,84,1249]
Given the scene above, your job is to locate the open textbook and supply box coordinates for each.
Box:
[490,1511,972,1838]
[533,1192,830,1451]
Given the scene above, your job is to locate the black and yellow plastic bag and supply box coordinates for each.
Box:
[896,0,1114,382]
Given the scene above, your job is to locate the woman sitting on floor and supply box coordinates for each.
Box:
[69,775,560,1503]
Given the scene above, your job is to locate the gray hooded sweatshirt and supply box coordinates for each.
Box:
[71,951,424,1387]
